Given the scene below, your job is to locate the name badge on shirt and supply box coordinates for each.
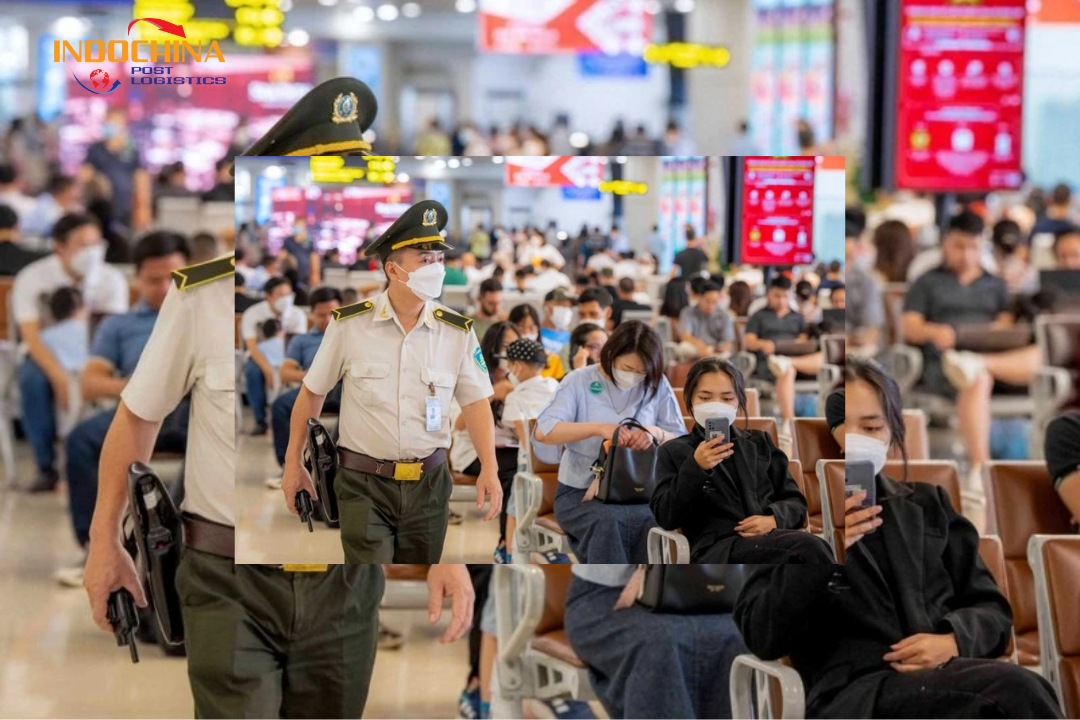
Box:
[426,382,442,432]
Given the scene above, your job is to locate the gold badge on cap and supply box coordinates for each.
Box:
[422,208,437,226]
[332,92,359,124]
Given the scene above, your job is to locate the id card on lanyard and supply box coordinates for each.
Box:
[426,382,441,432]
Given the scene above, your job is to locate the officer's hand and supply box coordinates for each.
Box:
[282,461,317,516]
[84,538,148,633]
[475,466,503,522]
[426,564,474,644]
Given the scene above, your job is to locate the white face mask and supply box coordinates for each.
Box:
[845,433,890,476]
[550,306,573,330]
[613,368,645,390]
[692,401,738,429]
[507,369,521,387]
[498,358,510,372]
[272,294,294,315]
[70,243,105,278]
[394,261,445,302]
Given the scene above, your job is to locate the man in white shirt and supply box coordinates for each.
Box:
[586,249,617,274]
[13,212,128,492]
[240,275,308,434]
[530,259,573,296]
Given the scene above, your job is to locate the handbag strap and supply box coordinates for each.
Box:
[611,417,659,448]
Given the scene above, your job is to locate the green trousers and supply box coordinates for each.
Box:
[177,549,384,719]
[334,461,453,563]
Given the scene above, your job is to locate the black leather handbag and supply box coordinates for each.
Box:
[592,418,659,504]
[638,564,748,614]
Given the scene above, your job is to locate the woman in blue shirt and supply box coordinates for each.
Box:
[534,321,686,563]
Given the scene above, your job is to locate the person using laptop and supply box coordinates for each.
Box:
[744,276,823,440]
[901,210,1041,496]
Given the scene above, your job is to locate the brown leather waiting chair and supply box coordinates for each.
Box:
[1030,534,1080,718]
[883,460,963,514]
[986,462,1074,667]
[791,418,841,534]
[819,460,846,562]
[978,535,1018,663]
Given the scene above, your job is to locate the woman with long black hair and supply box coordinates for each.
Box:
[651,357,833,563]
[734,357,1063,719]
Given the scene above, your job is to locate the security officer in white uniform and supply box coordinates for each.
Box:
[282,199,503,563]
[82,249,474,717]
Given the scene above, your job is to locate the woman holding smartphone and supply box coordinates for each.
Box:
[650,357,833,563]
[734,357,1062,719]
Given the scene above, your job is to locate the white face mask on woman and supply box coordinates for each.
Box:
[845,433,890,475]
[550,306,573,330]
[612,368,645,390]
[691,401,738,429]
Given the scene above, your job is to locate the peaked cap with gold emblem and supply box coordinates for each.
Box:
[232,77,378,173]
[363,199,453,262]
[171,254,235,291]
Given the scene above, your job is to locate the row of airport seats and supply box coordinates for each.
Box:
[491,542,1080,720]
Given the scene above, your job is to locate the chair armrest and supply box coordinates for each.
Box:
[729,654,806,720]
[880,345,922,395]
[735,351,757,378]
[494,564,546,697]
[513,472,543,550]
[647,527,691,564]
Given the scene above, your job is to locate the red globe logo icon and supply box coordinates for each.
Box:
[90,69,110,91]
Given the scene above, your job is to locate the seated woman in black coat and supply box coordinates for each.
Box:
[650,357,834,563]
[734,357,1063,719]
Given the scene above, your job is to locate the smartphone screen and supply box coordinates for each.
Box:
[705,417,729,443]
[845,460,877,511]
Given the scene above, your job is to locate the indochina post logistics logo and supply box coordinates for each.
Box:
[58,18,226,95]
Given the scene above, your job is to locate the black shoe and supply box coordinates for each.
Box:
[26,468,59,493]
[249,422,269,436]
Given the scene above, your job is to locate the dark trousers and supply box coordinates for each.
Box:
[270,383,341,466]
[466,564,493,682]
[64,398,190,546]
[177,549,383,719]
[717,529,836,564]
[461,446,519,540]
[335,462,453,563]
[565,576,746,719]
[862,658,1063,719]
[17,357,57,471]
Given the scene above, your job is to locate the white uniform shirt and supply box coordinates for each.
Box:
[530,269,572,297]
[240,299,308,341]
[303,290,494,461]
[121,255,235,526]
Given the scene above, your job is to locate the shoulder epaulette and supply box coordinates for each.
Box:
[433,307,474,333]
[332,300,375,321]
[171,255,235,290]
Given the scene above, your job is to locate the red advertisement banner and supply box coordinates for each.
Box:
[504,156,606,187]
[741,156,816,266]
[478,0,652,55]
[894,0,1027,191]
